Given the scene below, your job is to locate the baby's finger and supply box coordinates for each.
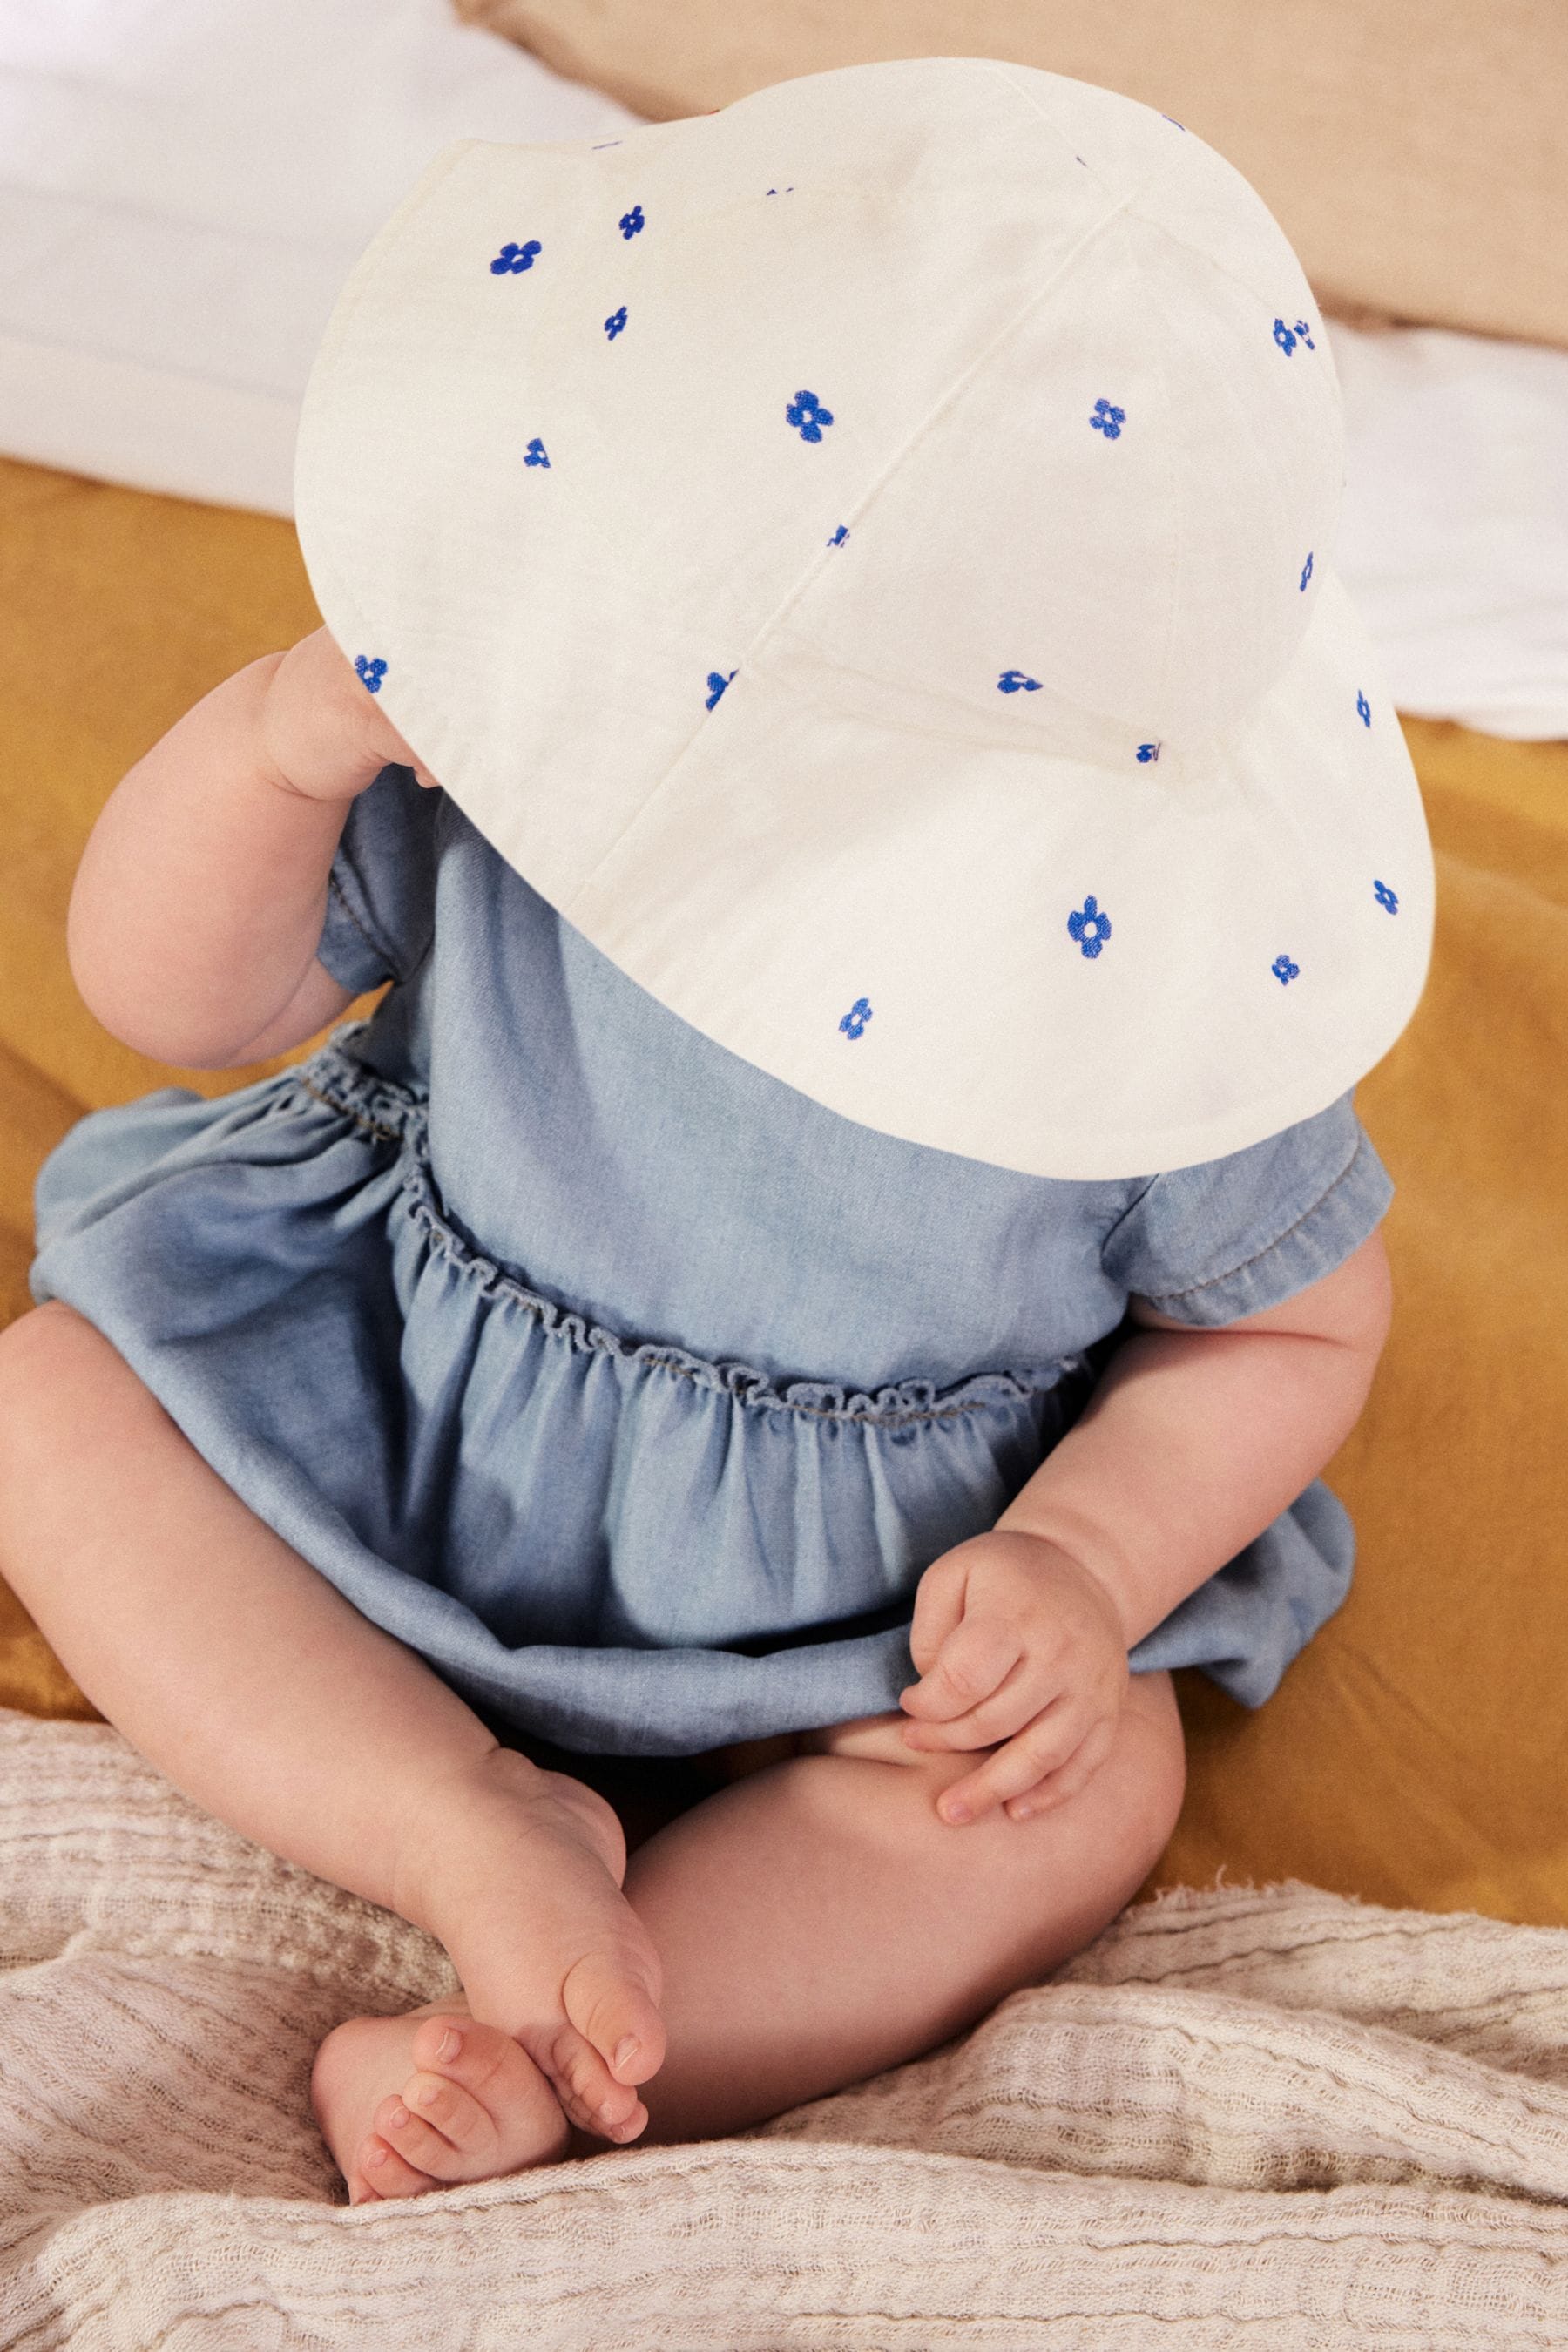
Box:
[906,1549,968,1679]
[900,1614,1022,1725]
[1005,1713,1119,1821]
[901,1654,1044,1750]
[936,1701,1086,1823]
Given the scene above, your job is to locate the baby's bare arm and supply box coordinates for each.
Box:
[895,1229,1392,1821]
[68,630,430,1068]
[999,1227,1395,1646]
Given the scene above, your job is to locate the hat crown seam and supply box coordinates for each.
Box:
[562,182,1147,923]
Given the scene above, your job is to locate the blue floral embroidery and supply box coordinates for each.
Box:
[1274,318,1298,355]
[490,240,542,275]
[786,389,834,443]
[828,524,849,547]
[1272,954,1300,984]
[705,669,736,710]
[839,997,873,1041]
[605,306,628,340]
[1293,318,1316,349]
[524,438,551,469]
[997,670,1042,693]
[1067,896,1112,958]
[1356,690,1371,727]
[1089,399,1125,439]
[1374,879,1399,914]
[1300,551,1314,591]
[1136,741,1161,764]
[354,655,386,695]
[618,204,645,239]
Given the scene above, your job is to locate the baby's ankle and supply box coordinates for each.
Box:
[388,1741,534,1930]
[388,1740,625,1946]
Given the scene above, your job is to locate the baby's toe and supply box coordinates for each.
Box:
[373,2082,485,2182]
[538,2021,647,2142]
[407,2014,571,2170]
[559,1950,666,2088]
[352,2133,439,2204]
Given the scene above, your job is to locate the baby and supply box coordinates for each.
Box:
[0,61,1429,2200]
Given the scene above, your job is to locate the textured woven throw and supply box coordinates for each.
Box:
[3,1706,1568,2349]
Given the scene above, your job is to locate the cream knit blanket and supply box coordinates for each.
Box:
[3,1707,1568,2349]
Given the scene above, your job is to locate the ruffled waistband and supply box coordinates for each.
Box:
[292,1035,1086,1430]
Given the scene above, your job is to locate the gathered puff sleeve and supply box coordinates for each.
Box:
[314,763,441,996]
[1100,1092,1394,1326]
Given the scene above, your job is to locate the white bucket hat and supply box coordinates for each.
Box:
[294,57,1434,1180]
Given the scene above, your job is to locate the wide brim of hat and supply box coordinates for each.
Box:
[560,569,1433,1179]
[296,127,1433,1182]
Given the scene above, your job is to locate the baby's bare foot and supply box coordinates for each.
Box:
[313,1999,573,2202]
[418,1751,666,2134]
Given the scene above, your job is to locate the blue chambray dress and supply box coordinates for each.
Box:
[30,766,1394,1756]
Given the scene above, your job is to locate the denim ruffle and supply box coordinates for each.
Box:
[32,1037,1110,1754]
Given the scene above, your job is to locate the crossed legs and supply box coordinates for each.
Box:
[0,1302,1186,2194]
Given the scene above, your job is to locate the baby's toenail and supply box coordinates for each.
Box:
[436,2027,462,2062]
[414,2081,440,2107]
[365,2144,387,2168]
[614,2036,639,2070]
[388,2104,409,2130]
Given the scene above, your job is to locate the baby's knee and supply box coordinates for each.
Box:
[806,1672,1186,1896]
[1114,1669,1188,1874]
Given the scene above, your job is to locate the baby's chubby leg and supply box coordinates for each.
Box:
[0,1303,667,2190]
[619,1676,1185,2144]
[332,1680,1185,2172]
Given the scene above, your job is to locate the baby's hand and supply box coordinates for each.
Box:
[899,1530,1129,1826]
[261,627,439,802]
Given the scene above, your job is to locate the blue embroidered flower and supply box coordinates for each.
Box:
[1067,896,1112,959]
[786,389,834,443]
[997,670,1042,693]
[1356,690,1371,727]
[354,655,386,695]
[1136,741,1161,764]
[605,306,628,340]
[524,438,551,469]
[1274,317,1298,355]
[618,204,645,239]
[839,997,873,1041]
[828,524,849,547]
[705,669,736,710]
[1293,318,1316,349]
[1272,954,1300,984]
[490,240,542,275]
[1374,879,1399,914]
[1300,551,1314,591]
[1089,399,1125,439]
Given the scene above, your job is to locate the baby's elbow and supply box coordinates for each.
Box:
[65,923,265,1070]
[1340,1227,1395,1363]
[1305,1230,1394,1431]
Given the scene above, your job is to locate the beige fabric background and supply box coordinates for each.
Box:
[9,1709,1568,2345]
[456,0,1568,348]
